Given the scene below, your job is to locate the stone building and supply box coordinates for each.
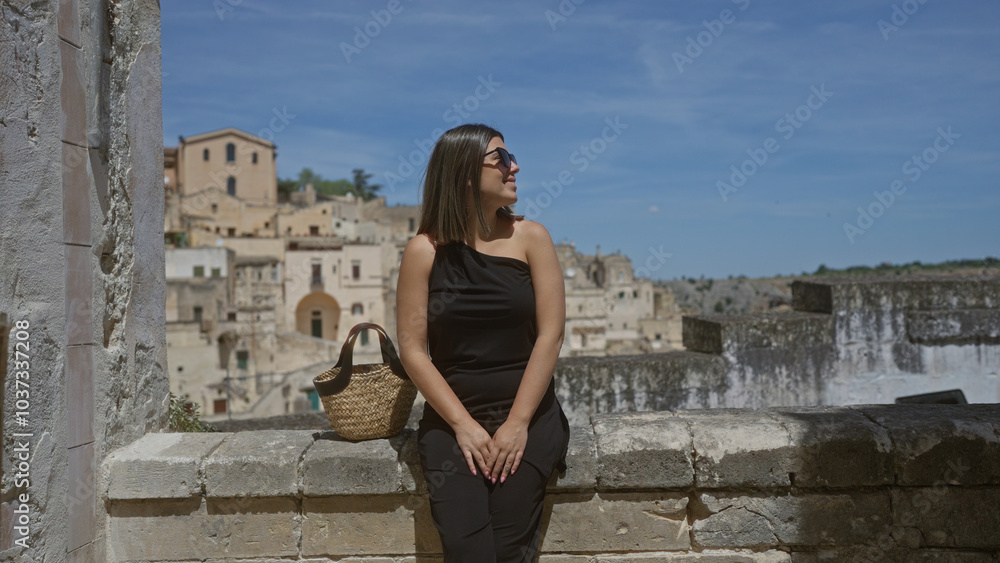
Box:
[556,243,673,356]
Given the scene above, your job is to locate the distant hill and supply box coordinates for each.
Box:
[658,257,998,316]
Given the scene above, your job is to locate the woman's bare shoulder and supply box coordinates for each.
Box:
[512,218,553,245]
[512,218,556,264]
[402,233,437,271]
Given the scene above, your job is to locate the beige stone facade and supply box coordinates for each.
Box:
[169,127,278,206]
[557,244,679,356]
[283,242,386,343]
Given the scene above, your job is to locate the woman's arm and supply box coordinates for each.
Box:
[396,234,495,478]
[490,220,566,483]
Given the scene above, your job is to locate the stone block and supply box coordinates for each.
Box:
[60,40,86,145]
[542,492,690,553]
[683,311,833,354]
[906,309,1000,345]
[593,411,693,489]
[204,430,315,497]
[62,141,91,246]
[850,404,1000,485]
[301,433,402,495]
[108,497,299,561]
[770,406,894,487]
[551,425,597,490]
[793,276,1000,314]
[692,492,890,549]
[597,551,791,562]
[892,488,1000,549]
[65,243,93,346]
[301,495,440,557]
[396,429,425,493]
[105,432,229,500]
[58,0,80,46]
[686,409,796,488]
[66,344,94,447]
[67,442,96,551]
[791,547,996,562]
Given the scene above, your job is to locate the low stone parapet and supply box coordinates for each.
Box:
[101,404,1000,562]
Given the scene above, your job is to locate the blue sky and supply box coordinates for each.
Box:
[161,0,999,280]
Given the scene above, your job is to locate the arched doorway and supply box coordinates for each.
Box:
[295,292,340,341]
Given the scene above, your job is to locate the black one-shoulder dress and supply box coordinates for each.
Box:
[418,241,570,475]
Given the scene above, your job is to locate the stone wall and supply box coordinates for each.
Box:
[1,1,167,561]
[101,404,1000,562]
[553,275,1000,425]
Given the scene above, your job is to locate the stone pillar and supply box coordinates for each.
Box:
[1,1,168,561]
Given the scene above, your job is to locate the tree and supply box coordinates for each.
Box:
[351,168,382,201]
[277,168,354,198]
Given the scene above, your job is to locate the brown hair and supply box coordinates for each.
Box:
[417,123,521,244]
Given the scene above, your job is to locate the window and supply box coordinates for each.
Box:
[633,290,638,298]
[309,226,319,236]
[311,311,322,338]
[227,312,236,321]
[227,176,236,196]
[226,142,236,163]
[351,261,361,280]
[655,333,662,341]
[211,203,218,213]
[311,263,322,286]
[211,267,221,278]
[252,152,258,164]
[264,221,269,228]
[352,303,364,315]
[227,227,236,237]
[203,148,209,161]
[213,399,227,414]
[619,272,625,282]
[271,265,279,282]
[236,350,248,370]
[408,217,415,231]
[193,265,205,277]
[193,306,202,322]
[360,329,369,346]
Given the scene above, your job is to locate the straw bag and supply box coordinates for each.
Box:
[312,322,417,440]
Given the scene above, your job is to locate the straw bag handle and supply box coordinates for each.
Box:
[314,322,410,396]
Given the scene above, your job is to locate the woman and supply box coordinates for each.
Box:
[396,123,570,562]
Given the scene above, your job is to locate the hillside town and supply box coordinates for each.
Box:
[164,128,685,421]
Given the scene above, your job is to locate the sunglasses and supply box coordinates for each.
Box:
[484,147,517,168]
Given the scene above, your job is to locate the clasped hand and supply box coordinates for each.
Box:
[454,419,527,484]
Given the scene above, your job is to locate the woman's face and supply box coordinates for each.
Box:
[477,136,520,208]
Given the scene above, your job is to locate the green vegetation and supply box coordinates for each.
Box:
[278,167,383,201]
[168,393,215,432]
[809,257,998,278]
